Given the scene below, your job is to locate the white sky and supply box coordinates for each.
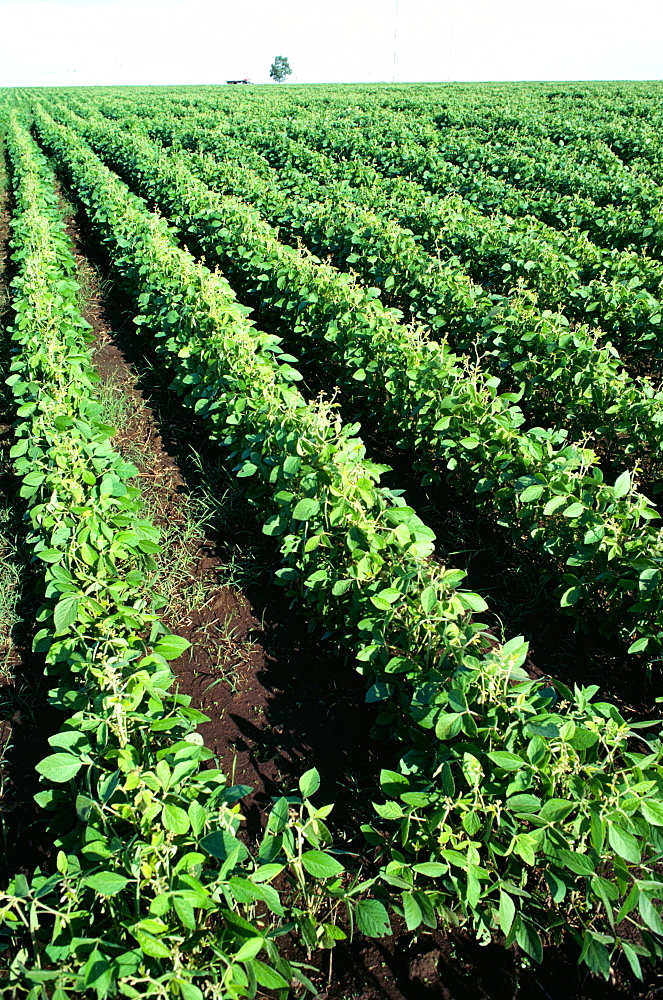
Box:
[0,0,662,87]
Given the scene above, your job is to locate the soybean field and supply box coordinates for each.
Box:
[1,82,663,1000]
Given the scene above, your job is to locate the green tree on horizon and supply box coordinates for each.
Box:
[269,55,292,83]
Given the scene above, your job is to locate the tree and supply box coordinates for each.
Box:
[269,55,292,83]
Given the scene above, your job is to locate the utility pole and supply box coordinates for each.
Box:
[392,0,398,83]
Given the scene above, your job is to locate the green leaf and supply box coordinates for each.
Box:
[236,461,258,478]
[466,863,482,908]
[36,548,63,564]
[569,727,599,750]
[371,587,402,610]
[138,538,161,554]
[513,834,537,866]
[292,498,320,520]
[543,495,567,516]
[402,891,423,931]
[591,875,617,927]
[560,585,582,607]
[133,929,170,959]
[298,768,321,799]
[638,567,660,594]
[180,984,204,1000]
[253,960,290,990]
[506,794,541,814]
[153,634,191,660]
[200,829,248,863]
[435,712,462,739]
[608,824,641,865]
[413,862,447,877]
[613,470,631,498]
[526,722,560,739]
[487,751,525,771]
[462,810,481,836]
[545,870,567,903]
[173,896,196,931]
[252,864,284,883]
[641,799,663,826]
[458,591,488,612]
[515,918,543,963]
[84,872,130,896]
[188,801,207,837]
[82,948,112,992]
[365,681,393,703]
[498,891,515,936]
[639,894,663,936]
[163,802,190,835]
[558,849,595,876]
[380,769,408,795]
[519,485,544,502]
[300,851,344,878]
[580,933,610,979]
[262,513,286,537]
[355,899,391,937]
[373,800,405,820]
[539,798,575,822]
[36,753,82,783]
[501,635,529,666]
[621,941,643,981]
[53,595,79,635]
[235,937,264,962]
[420,586,437,615]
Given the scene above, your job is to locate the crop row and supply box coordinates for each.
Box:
[94,90,663,258]
[192,129,663,365]
[71,105,663,430]
[23,102,663,979]
[72,95,663,369]
[44,103,663,659]
[0,112,341,999]
[278,113,663,257]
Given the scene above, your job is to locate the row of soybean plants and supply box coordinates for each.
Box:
[104,103,663,376]
[376,83,663,201]
[89,93,663,369]
[25,102,663,981]
[0,112,349,1000]
[198,122,663,366]
[463,91,663,188]
[48,102,663,662]
[112,90,633,234]
[217,93,663,260]
[321,98,663,238]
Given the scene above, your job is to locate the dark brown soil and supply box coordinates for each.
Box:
[304,922,663,1000]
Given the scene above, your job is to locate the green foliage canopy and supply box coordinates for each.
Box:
[269,55,292,83]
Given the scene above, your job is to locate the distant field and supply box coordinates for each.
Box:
[1,83,663,999]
